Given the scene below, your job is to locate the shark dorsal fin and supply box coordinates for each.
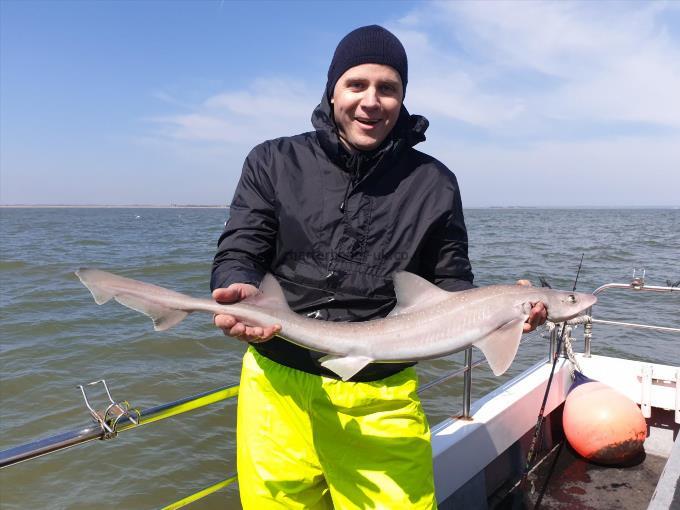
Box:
[243,273,291,311]
[388,271,451,316]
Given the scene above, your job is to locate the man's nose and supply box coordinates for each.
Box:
[360,87,380,108]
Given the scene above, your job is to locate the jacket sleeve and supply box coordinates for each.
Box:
[419,174,475,292]
[211,144,278,291]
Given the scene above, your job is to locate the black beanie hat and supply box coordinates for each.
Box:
[326,25,408,101]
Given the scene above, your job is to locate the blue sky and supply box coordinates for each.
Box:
[1,0,679,207]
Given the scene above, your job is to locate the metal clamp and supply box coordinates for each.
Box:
[631,268,646,289]
[77,380,140,439]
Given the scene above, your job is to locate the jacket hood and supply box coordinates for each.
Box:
[310,93,429,170]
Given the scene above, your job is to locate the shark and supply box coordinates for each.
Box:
[76,268,596,381]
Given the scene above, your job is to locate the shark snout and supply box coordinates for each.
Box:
[547,292,597,322]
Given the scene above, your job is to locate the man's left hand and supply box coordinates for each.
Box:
[516,279,548,333]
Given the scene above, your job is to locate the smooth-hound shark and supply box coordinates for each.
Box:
[76,269,596,380]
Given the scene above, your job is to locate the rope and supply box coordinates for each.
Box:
[565,315,591,325]
[562,325,582,379]
[520,253,585,494]
[545,319,588,380]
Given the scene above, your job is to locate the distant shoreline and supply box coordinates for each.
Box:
[0,204,676,210]
[0,204,229,209]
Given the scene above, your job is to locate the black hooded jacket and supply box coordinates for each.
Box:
[211,95,474,381]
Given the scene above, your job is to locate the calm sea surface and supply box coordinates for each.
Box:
[1,207,678,509]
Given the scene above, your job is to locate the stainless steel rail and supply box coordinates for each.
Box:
[2,330,546,469]
[592,283,679,295]
[591,319,680,333]
[418,352,487,395]
[583,280,679,356]
[0,384,238,469]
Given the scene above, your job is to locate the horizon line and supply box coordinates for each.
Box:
[1,204,678,210]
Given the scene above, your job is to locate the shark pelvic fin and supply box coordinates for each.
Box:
[474,318,525,376]
[113,294,189,331]
[388,271,451,316]
[319,354,373,381]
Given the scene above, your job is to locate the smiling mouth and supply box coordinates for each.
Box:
[355,118,382,127]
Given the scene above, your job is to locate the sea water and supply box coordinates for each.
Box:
[0,207,678,509]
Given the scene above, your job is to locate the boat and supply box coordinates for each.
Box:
[1,274,678,509]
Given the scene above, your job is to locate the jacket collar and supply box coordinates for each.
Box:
[311,93,429,172]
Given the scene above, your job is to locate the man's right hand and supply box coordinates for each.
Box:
[212,283,281,343]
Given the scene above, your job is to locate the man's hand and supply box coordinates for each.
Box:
[516,279,548,333]
[212,283,281,343]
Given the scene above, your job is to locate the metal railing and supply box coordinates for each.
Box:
[0,331,545,507]
[0,384,239,469]
[2,275,677,507]
[0,331,552,472]
[582,275,680,357]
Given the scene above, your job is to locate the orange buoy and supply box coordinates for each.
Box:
[563,371,647,465]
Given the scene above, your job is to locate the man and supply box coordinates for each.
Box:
[211,25,546,509]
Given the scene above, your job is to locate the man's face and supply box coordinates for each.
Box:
[332,63,403,151]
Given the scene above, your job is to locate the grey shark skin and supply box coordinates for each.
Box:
[75,269,596,381]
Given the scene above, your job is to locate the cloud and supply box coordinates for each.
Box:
[147,78,318,147]
[150,2,680,143]
[139,1,680,207]
[424,133,680,207]
[384,1,680,206]
[390,1,680,133]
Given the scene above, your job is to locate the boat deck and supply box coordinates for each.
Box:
[500,444,669,509]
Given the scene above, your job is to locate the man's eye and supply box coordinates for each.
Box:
[380,85,395,93]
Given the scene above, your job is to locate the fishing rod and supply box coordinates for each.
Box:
[519,253,585,502]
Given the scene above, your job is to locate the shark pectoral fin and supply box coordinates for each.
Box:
[474,318,525,376]
[319,354,373,381]
[114,294,189,331]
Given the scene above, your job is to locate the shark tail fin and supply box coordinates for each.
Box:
[474,318,525,376]
[76,268,116,305]
[76,268,191,331]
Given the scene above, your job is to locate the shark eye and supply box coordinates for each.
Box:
[567,294,576,304]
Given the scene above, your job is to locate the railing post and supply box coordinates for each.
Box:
[584,310,593,357]
[462,347,472,419]
[549,324,558,362]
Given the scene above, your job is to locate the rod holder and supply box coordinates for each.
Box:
[77,380,140,439]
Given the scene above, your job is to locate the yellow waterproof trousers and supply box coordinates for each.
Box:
[237,347,437,509]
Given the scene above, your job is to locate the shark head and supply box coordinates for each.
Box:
[542,290,597,322]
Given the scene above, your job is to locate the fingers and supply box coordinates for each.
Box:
[213,313,281,343]
[230,323,282,343]
[213,283,277,342]
[213,313,237,330]
[213,283,260,304]
[212,287,239,303]
[523,302,548,333]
